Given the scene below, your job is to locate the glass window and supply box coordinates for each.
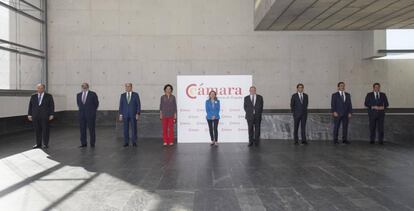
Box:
[0,0,46,91]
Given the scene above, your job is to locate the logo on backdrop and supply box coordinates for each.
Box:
[177,75,252,143]
[185,83,243,99]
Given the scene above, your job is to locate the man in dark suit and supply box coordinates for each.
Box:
[77,83,99,148]
[244,86,264,147]
[331,82,353,144]
[364,83,389,145]
[119,83,141,147]
[290,83,308,145]
[28,84,55,149]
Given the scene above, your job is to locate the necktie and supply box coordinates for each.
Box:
[38,94,41,106]
[127,92,131,104]
[82,92,86,104]
[300,93,303,104]
[375,92,379,100]
[252,95,255,114]
[341,92,345,102]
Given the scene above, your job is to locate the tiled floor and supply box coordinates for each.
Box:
[0,127,414,210]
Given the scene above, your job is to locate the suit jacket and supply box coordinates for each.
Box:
[119,92,141,117]
[244,94,264,121]
[28,93,55,118]
[331,92,353,117]
[364,92,389,114]
[77,91,99,116]
[290,93,308,117]
[205,99,220,120]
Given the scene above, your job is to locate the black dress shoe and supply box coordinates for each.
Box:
[379,141,384,145]
[43,145,49,149]
[133,143,137,147]
[123,143,129,147]
[254,142,259,146]
[343,140,350,144]
[294,141,299,145]
[302,141,308,145]
[32,145,41,149]
[334,141,339,144]
[248,142,253,147]
[79,145,87,148]
[90,144,95,148]
[370,141,375,144]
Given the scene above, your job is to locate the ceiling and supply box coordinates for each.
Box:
[255,0,414,31]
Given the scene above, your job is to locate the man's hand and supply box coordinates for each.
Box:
[119,115,123,121]
[348,113,352,118]
[333,112,338,117]
[28,116,32,121]
[49,115,54,121]
[212,116,216,120]
[136,114,140,120]
[160,114,163,120]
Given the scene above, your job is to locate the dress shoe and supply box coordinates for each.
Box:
[254,142,259,146]
[248,142,253,147]
[334,141,339,145]
[79,144,87,148]
[133,143,137,147]
[379,141,384,145]
[302,141,308,145]
[294,141,299,145]
[32,145,41,149]
[343,140,350,145]
[43,145,49,149]
[370,141,375,144]
[123,143,129,147]
[90,144,95,148]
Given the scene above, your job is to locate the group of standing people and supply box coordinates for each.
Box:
[288,82,389,145]
[27,81,389,149]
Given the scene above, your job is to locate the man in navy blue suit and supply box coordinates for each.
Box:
[290,83,309,145]
[331,82,353,144]
[119,83,141,147]
[364,83,389,145]
[77,83,99,148]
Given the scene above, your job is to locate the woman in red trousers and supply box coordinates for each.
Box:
[160,84,177,146]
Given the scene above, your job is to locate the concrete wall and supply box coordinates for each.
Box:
[47,0,414,112]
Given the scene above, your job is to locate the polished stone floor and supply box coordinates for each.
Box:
[1,127,414,211]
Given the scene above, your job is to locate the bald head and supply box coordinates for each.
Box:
[36,84,45,94]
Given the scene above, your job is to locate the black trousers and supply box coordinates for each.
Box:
[207,119,219,142]
[247,118,261,143]
[79,113,96,146]
[293,114,307,142]
[333,115,349,142]
[369,112,385,142]
[33,116,50,146]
